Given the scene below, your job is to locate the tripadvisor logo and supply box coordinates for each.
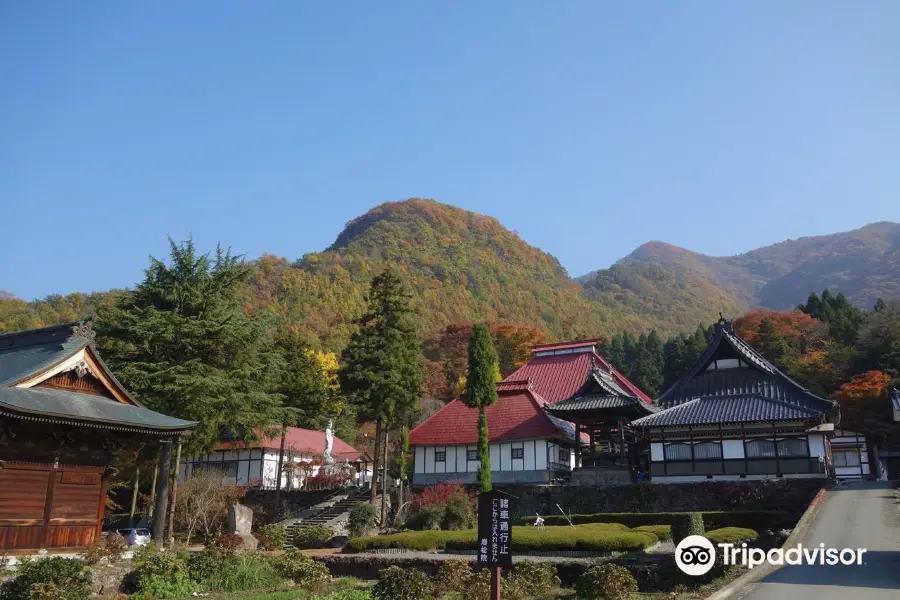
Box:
[675,535,868,576]
[675,535,717,576]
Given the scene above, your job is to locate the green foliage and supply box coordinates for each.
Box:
[464,323,498,491]
[432,560,473,596]
[0,557,91,600]
[408,505,443,531]
[94,238,285,453]
[576,563,638,600]
[270,550,331,589]
[257,523,286,550]
[293,524,334,549]
[131,544,196,599]
[522,510,791,532]
[348,503,377,538]
[440,491,476,531]
[506,562,561,598]
[705,527,759,544]
[196,553,284,593]
[632,524,671,541]
[372,566,431,600]
[345,524,653,553]
[671,512,705,544]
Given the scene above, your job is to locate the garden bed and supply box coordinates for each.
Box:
[345,524,657,553]
[521,510,793,531]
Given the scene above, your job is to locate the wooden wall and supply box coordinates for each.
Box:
[0,455,108,552]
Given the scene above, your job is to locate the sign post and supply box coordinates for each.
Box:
[477,490,516,600]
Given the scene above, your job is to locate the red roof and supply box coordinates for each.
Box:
[218,427,368,461]
[409,381,571,446]
[505,346,652,404]
[530,340,603,352]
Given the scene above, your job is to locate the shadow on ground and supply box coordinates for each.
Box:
[760,551,900,590]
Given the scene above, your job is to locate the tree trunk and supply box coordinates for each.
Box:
[129,464,140,527]
[152,440,173,546]
[380,430,389,527]
[274,427,287,509]
[167,438,182,546]
[148,459,159,518]
[370,420,382,506]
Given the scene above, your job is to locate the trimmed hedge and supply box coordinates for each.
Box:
[706,527,759,544]
[671,512,704,544]
[346,524,654,553]
[632,525,671,541]
[521,510,791,531]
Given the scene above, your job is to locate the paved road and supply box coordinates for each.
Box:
[735,481,900,600]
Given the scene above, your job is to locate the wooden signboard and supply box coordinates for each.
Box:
[477,489,515,569]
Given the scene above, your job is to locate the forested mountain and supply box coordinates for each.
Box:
[582,221,900,313]
[3,201,899,357]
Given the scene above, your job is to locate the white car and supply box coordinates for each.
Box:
[118,528,151,546]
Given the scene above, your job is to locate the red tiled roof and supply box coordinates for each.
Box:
[218,427,368,461]
[505,348,652,404]
[409,382,571,446]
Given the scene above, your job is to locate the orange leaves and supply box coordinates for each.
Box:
[834,370,892,401]
[733,309,826,347]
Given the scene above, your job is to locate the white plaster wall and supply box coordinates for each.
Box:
[808,434,826,458]
[535,440,548,470]
[650,443,664,462]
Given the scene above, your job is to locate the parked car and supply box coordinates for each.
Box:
[117,527,151,546]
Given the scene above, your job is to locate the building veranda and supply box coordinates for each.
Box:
[0,322,195,553]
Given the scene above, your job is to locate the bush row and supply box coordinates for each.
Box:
[346,524,655,553]
[521,510,791,531]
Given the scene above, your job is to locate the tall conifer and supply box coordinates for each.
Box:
[463,323,499,492]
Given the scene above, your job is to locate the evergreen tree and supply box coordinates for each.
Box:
[339,269,423,506]
[95,238,285,453]
[463,323,499,492]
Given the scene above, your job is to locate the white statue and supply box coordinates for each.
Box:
[323,420,335,465]
[533,516,545,530]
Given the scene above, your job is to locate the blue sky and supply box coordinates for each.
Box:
[2,2,898,300]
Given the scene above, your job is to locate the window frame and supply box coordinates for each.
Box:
[434,450,446,463]
[511,447,525,460]
[663,442,692,461]
[466,449,478,461]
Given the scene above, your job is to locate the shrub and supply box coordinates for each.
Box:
[632,525,671,541]
[348,504,377,538]
[214,533,245,552]
[462,569,490,600]
[507,562,560,598]
[81,533,129,565]
[441,492,476,530]
[293,524,334,549]
[413,482,468,509]
[346,525,654,553]
[706,527,759,544]
[523,510,793,531]
[671,512,705,544]
[577,564,638,600]
[257,523,286,550]
[131,544,196,599]
[305,473,345,490]
[432,560,473,595]
[408,506,443,531]
[270,550,331,589]
[199,552,284,592]
[0,557,91,600]
[187,548,229,583]
[373,566,431,600]
[702,511,793,531]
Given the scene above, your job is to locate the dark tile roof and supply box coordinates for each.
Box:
[657,320,835,414]
[548,395,640,412]
[0,322,89,386]
[631,394,824,428]
[0,387,196,433]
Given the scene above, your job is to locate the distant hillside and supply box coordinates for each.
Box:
[4,201,897,348]
[582,221,900,313]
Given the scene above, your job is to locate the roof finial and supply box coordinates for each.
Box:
[70,321,96,345]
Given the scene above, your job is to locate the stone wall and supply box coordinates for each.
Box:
[499,479,822,519]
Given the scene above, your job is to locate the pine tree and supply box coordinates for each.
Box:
[339,269,423,507]
[463,323,499,492]
[95,238,285,453]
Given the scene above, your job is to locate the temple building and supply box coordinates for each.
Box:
[409,340,649,486]
[631,318,838,482]
[0,322,195,553]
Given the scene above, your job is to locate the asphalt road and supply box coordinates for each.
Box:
[735,481,900,600]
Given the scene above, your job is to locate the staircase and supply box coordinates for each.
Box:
[284,490,370,547]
